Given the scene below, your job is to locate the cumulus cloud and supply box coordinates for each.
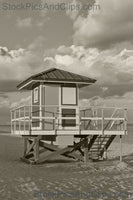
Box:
[0,39,45,85]
[57,45,73,55]
[0,47,25,58]
[11,95,31,108]
[79,92,133,122]
[0,94,9,108]
[0,47,34,81]
[55,54,77,66]
[44,45,133,98]
[73,0,133,48]
[16,17,32,28]
[80,92,133,110]
[65,0,95,20]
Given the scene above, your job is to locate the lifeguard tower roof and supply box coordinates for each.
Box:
[17,68,96,90]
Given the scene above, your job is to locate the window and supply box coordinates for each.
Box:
[62,87,77,105]
[34,87,39,103]
[62,109,76,127]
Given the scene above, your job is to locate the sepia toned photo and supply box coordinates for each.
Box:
[0,0,133,199]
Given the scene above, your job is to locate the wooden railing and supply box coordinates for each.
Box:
[11,105,127,135]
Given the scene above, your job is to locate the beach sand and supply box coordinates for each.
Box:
[0,134,133,200]
[108,141,133,159]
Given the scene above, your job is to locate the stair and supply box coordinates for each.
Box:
[88,135,116,160]
[87,109,119,160]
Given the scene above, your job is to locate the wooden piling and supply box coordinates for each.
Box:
[84,138,89,163]
[120,135,122,162]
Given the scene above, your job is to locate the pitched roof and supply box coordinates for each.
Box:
[17,68,96,90]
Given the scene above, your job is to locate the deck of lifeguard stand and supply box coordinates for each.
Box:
[11,106,127,164]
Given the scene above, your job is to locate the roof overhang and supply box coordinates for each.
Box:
[17,68,96,90]
[17,79,94,90]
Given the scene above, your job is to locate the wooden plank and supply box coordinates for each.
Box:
[39,140,58,151]
[120,135,122,162]
[84,138,89,163]
[99,135,116,157]
[25,148,47,159]
[37,146,73,163]
[24,137,28,157]
[13,129,126,136]
[26,139,36,155]
[20,157,36,164]
[39,140,84,161]
[63,151,84,161]
[88,135,98,151]
[33,138,39,162]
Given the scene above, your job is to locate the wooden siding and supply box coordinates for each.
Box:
[42,85,59,130]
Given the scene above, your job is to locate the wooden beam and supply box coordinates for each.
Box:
[33,138,39,162]
[120,135,122,162]
[26,139,36,155]
[20,157,35,164]
[37,146,73,163]
[24,137,28,157]
[84,138,89,163]
[39,140,84,161]
[63,151,84,161]
[25,148,47,159]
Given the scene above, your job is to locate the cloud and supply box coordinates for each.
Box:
[0,47,25,58]
[65,0,80,20]
[0,47,34,81]
[79,92,133,122]
[0,36,48,92]
[16,17,32,28]
[80,91,133,109]
[44,45,133,98]
[0,37,46,87]
[73,0,133,48]
[1,40,133,99]
[0,94,9,108]
[57,45,73,55]
[65,0,95,20]
[11,95,31,108]
[55,54,77,66]
[0,91,31,124]
[28,36,46,52]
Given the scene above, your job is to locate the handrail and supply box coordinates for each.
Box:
[11,105,127,134]
[11,104,127,110]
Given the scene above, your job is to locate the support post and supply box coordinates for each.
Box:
[79,107,81,134]
[103,147,107,160]
[34,137,39,162]
[14,110,16,133]
[24,106,26,134]
[19,108,21,134]
[101,109,104,135]
[24,137,28,157]
[120,135,122,162]
[84,110,85,130]
[84,138,88,163]
[124,109,127,135]
[11,111,13,134]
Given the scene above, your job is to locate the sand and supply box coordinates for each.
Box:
[0,134,133,200]
[108,142,133,159]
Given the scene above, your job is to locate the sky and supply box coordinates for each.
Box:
[0,0,133,124]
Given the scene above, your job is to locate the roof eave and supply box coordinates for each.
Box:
[17,79,96,90]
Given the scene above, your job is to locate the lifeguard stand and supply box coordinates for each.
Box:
[11,68,127,164]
